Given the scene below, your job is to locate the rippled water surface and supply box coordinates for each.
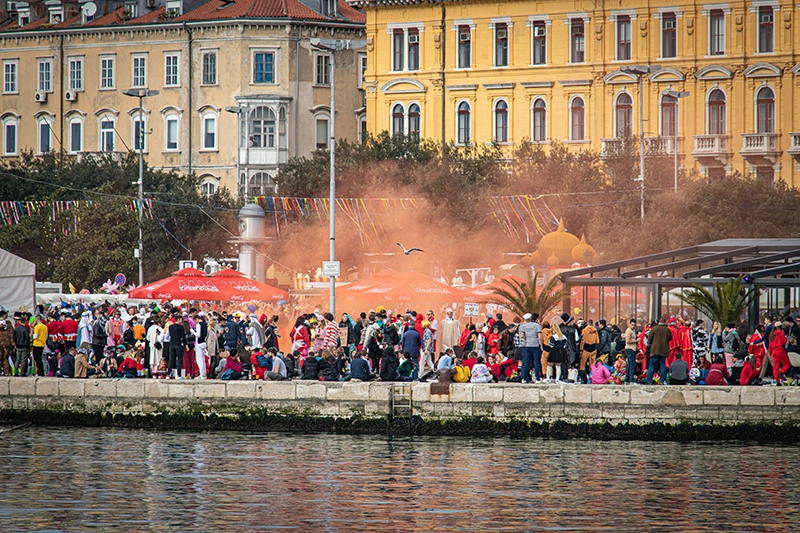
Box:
[1,426,799,532]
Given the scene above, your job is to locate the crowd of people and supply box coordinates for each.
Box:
[0,301,798,387]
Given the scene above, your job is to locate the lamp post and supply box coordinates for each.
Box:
[663,89,690,192]
[225,105,245,199]
[310,38,366,315]
[123,88,159,286]
[621,66,660,222]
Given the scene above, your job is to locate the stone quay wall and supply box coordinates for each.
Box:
[2,377,800,439]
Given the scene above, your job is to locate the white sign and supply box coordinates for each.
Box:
[464,303,479,317]
[322,261,340,277]
[180,260,198,270]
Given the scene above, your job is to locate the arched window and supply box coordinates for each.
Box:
[570,97,585,141]
[532,99,546,142]
[756,86,775,134]
[248,172,276,198]
[250,106,276,148]
[199,175,219,198]
[2,116,18,156]
[68,116,83,153]
[708,89,726,135]
[457,101,471,144]
[408,103,420,140]
[494,100,508,143]
[98,116,115,152]
[391,103,405,136]
[661,95,678,137]
[615,93,633,137]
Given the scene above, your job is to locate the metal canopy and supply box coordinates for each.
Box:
[561,240,800,286]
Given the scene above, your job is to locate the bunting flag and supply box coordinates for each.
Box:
[253,195,558,243]
[0,199,155,231]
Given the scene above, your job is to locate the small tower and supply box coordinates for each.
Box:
[233,203,267,282]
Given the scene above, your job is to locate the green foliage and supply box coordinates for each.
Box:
[678,276,760,326]
[0,151,236,290]
[484,271,568,319]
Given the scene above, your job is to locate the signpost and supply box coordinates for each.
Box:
[322,261,341,278]
[180,260,198,270]
[464,303,479,317]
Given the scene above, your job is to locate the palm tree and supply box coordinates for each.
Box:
[484,271,568,319]
[678,276,759,326]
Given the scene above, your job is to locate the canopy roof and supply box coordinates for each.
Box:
[561,239,800,288]
[128,268,288,302]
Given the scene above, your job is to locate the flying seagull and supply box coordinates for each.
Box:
[397,242,424,255]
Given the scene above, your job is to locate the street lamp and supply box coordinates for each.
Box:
[225,105,245,199]
[663,89,690,192]
[310,38,366,315]
[620,66,660,222]
[123,88,159,286]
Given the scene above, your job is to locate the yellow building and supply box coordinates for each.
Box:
[357,0,800,186]
[0,0,366,198]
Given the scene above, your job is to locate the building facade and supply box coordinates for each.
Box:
[0,0,366,198]
[357,0,800,186]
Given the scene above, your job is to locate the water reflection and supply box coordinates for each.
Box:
[1,427,798,532]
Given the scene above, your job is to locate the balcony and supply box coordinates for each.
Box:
[645,136,681,156]
[76,151,128,163]
[740,133,781,166]
[239,147,289,167]
[691,134,731,170]
[787,133,800,164]
[600,137,636,158]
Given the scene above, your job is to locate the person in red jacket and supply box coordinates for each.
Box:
[705,355,730,385]
[47,313,63,353]
[486,324,501,356]
[768,322,791,381]
[748,325,767,374]
[61,312,79,352]
[740,355,757,385]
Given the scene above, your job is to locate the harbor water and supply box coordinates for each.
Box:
[1,426,799,532]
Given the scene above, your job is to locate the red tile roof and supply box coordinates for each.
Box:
[19,15,50,30]
[84,6,125,27]
[176,0,364,23]
[130,6,166,24]
[53,13,81,29]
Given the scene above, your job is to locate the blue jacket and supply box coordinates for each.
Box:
[350,357,371,380]
[223,318,238,347]
[401,329,422,358]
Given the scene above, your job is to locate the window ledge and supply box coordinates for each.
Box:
[2,92,19,95]
[199,148,219,153]
[98,87,116,92]
[313,84,331,89]
[492,65,510,69]
[656,56,679,61]
[529,63,548,67]
[487,141,514,146]
[163,85,181,89]
[200,83,218,87]
[249,82,277,86]
[563,139,590,145]
[754,51,776,56]
[530,140,552,145]
[2,154,19,158]
[162,150,180,155]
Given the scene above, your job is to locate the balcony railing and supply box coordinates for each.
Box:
[740,133,780,154]
[692,135,730,155]
[600,137,636,156]
[789,133,800,157]
[645,136,680,156]
[239,147,289,166]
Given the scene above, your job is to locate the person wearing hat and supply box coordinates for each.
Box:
[74,346,97,378]
[0,310,13,376]
[13,313,30,376]
[518,313,542,383]
[559,313,580,381]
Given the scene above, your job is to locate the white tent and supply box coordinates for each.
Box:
[0,248,35,312]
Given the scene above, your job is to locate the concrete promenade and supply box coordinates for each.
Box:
[2,377,800,439]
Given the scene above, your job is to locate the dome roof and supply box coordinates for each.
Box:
[571,234,597,264]
[239,203,266,218]
[546,252,560,268]
[529,249,544,266]
[537,219,580,265]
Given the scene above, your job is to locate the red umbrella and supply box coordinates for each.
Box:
[334,269,466,307]
[128,268,288,302]
[209,268,289,302]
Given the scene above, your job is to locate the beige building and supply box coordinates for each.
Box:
[0,0,366,198]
